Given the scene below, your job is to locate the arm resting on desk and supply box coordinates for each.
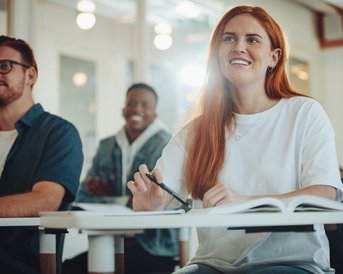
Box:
[0,181,65,217]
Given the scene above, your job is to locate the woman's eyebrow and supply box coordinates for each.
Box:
[246,33,263,39]
[222,32,263,40]
[222,31,235,35]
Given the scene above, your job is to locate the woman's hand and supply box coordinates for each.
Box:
[203,184,249,208]
[202,184,337,209]
[127,164,166,211]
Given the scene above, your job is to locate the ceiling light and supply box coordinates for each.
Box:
[154,34,173,50]
[77,0,96,13]
[154,23,172,35]
[73,72,88,87]
[175,1,200,19]
[76,12,96,30]
[297,71,309,81]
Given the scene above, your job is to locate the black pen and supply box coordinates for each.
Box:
[145,173,192,210]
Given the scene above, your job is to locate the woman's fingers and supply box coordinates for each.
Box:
[127,164,166,211]
[203,184,248,208]
[203,185,225,207]
[127,180,138,194]
[127,173,147,195]
[203,185,233,208]
[139,164,149,176]
[152,168,163,183]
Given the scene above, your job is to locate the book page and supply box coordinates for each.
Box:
[73,203,133,213]
[128,208,185,216]
[282,195,343,212]
[185,195,343,215]
[204,197,288,214]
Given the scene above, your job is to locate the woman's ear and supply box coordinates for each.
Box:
[270,48,281,68]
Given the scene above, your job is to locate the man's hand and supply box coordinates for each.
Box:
[86,176,112,196]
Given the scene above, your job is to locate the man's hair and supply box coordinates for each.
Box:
[0,35,38,76]
[127,83,158,102]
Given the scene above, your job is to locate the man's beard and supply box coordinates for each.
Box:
[0,88,23,107]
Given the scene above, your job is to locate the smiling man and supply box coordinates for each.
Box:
[0,35,83,274]
[65,83,179,274]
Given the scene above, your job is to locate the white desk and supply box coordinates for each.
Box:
[40,210,343,274]
[0,217,40,227]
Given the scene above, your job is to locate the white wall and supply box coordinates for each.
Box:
[0,9,6,34]
[322,47,343,166]
[34,0,132,141]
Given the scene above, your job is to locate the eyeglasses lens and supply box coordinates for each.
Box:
[0,61,12,74]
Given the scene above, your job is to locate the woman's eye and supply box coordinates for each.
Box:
[247,37,259,44]
[223,35,235,42]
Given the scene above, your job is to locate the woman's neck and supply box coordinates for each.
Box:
[230,87,278,114]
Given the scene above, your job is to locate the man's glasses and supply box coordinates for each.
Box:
[0,59,30,75]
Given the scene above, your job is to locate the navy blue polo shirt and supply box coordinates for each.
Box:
[0,103,83,274]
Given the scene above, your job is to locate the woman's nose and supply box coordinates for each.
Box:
[232,40,246,53]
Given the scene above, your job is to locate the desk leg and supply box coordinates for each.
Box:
[179,227,189,267]
[115,236,124,274]
[39,231,56,274]
[88,235,115,274]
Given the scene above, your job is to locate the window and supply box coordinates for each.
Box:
[289,58,310,95]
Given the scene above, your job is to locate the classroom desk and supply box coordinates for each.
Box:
[0,217,40,227]
[0,217,56,274]
[40,210,343,274]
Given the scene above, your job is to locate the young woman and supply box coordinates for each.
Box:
[128,6,343,274]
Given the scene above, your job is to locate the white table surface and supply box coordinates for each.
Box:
[40,210,343,230]
[0,217,40,226]
[39,210,343,274]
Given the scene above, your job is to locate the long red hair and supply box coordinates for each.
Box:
[185,6,305,200]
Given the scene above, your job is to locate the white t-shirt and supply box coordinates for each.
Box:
[155,97,343,274]
[0,129,18,178]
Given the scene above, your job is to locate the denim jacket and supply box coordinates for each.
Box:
[77,126,179,257]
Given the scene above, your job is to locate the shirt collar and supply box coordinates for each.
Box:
[16,103,45,129]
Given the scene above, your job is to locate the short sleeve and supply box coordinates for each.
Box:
[301,101,343,199]
[34,122,83,202]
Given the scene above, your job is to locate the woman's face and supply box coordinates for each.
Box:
[218,14,280,90]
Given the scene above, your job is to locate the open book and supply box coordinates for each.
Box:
[72,202,185,216]
[206,195,343,214]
